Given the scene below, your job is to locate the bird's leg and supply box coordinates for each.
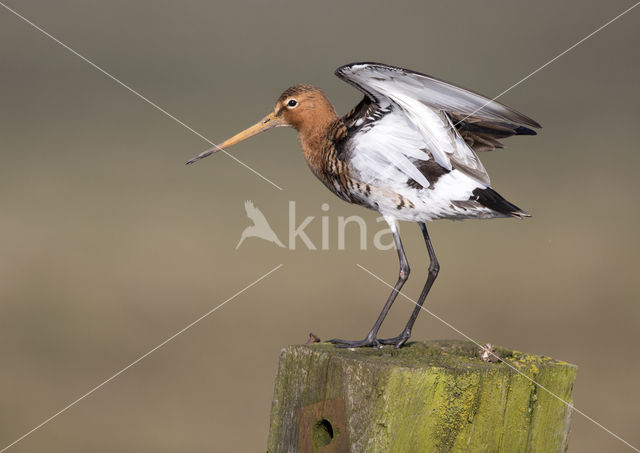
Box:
[379,222,439,349]
[329,219,409,348]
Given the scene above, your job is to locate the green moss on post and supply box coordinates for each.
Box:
[267,340,576,453]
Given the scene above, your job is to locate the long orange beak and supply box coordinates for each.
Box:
[185,112,281,165]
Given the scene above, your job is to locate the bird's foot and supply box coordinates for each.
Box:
[378,329,411,349]
[328,336,382,349]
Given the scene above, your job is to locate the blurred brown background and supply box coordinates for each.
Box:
[1,1,639,452]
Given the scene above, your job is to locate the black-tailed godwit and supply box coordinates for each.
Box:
[187,62,540,348]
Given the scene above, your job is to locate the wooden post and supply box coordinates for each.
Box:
[267,340,577,453]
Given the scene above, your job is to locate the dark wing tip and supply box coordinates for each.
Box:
[523,118,542,130]
[489,105,541,130]
[514,125,538,136]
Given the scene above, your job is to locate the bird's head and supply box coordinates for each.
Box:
[273,84,336,131]
[186,84,336,165]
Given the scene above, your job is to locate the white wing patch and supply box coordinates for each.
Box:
[349,109,431,189]
[351,69,487,178]
[344,73,489,185]
[368,82,459,170]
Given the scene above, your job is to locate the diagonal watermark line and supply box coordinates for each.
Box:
[0,1,283,191]
[453,1,640,126]
[357,263,640,453]
[0,264,283,453]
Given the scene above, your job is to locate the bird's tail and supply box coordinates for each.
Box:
[472,187,531,219]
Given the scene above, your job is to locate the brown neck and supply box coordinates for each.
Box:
[296,104,339,175]
[299,116,338,175]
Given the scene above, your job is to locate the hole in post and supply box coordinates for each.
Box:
[313,419,334,446]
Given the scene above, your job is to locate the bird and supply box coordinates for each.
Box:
[236,200,285,250]
[186,62,540,349]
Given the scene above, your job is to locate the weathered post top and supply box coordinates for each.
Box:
[267,340,577,453]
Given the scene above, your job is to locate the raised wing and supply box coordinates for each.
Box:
[336,62,540,129]
[335,62,540,186]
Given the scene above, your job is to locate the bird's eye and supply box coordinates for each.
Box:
[287,99,298,108]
